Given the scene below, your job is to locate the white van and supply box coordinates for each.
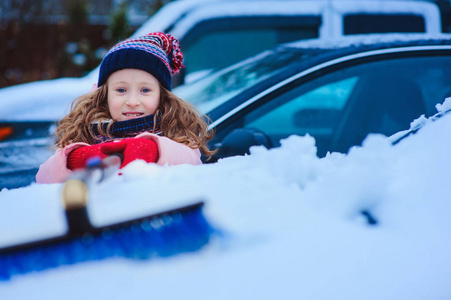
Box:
[138,0,442,84]
[0,0,442,122]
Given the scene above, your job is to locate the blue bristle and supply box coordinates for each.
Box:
[0,207,214,280]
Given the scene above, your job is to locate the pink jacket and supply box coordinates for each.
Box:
[36,132,201,184]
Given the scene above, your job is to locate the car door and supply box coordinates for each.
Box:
[210,48,451,159]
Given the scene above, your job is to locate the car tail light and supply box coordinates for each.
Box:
[0,126,13,141]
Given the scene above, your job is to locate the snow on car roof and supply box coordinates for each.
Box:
[131,0,215,37]
[286,33,451,50]
[168,0,441,38]
[168,1,323,38]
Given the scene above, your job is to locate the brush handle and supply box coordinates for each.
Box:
[65,207,93,235]
[61,178,92,235]
[67,155,122,186]
[61,155,122,235]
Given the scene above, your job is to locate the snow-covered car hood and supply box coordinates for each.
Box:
[0,74,97,121]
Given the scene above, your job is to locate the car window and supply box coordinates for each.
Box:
[175,47,324,112]
[344,14,426,34]
[245,77,358,136]
[183,29,317,81]
[238,55,451,156]
[179,17,320,83]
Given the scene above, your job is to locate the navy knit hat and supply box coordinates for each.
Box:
[98,32,184,91]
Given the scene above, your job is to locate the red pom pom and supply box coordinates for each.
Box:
[167,34,184,75]
[148,32,184,75]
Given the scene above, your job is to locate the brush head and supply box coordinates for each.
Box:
[0,201,213,281]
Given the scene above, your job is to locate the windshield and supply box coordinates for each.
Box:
[173,47,320,113]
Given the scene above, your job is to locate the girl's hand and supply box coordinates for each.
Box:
[101,138,159,168]
[67,138,159,170]
[67,144,108,170]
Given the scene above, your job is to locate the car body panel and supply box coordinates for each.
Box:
[171,34,451,160]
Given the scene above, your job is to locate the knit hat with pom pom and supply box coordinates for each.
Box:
[98,32,184,91]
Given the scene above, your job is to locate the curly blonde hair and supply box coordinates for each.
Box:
[55,83,215,157]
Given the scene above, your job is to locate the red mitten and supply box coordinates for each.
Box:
[118,138,159,168]
[67,144,108,170]
[98,140,127,156]
[67,138,159,170]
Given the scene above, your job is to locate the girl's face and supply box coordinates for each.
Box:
[107,69,161,122]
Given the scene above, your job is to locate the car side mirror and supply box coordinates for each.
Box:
[212,128,272,161]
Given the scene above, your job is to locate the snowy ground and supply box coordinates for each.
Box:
[0,100,450,299]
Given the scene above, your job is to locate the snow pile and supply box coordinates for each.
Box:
[1,101,451,299]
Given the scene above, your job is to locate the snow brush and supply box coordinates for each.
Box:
[0,156,214,281]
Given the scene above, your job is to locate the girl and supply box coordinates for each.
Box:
[36,32,214,184]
